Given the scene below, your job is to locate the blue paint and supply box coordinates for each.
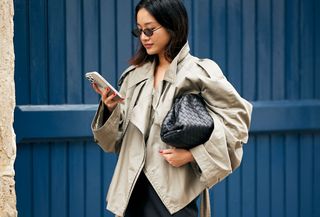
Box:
[14,101,320,143]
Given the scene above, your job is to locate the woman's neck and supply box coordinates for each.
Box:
[157,52,171,68]
[153,53,170,89]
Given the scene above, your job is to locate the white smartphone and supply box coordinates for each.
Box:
[85,71,124,100]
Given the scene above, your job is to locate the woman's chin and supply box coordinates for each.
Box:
[145,47,157,55]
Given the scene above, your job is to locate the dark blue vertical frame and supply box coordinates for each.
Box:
[15,144,33,217]
[65,1,86,215]
[99,2,119,216]
[257,0,271,100]
[227,0,242,93]
[14,2,32,214]
[313,42,320,217]
[314,135,320,217]
[227,169,241,217]
[116,0,133,74]
[131,0,140,57]
[29,0,49,104]
[256,135,270,217]
[51,142,68,217]
[316,0,320,99]
[47,1,67,215]
[29,2,51,213]
[96,0,128,215]
[299,1,314,214]
[68,142,85,217]
[299,1,315,215]
[48,0,66,104]
[271,135,285,217]
[227,3,243,208]
[211,0,227,71]
[14,0,30,105]
[213,179,227,217]
[299,135,313,217]
[285,135,299,217]
[193,0,211,58]
[300,0,314,99]
[211,1,227,216]
[183,0,194,51]
[66,0,83,104]
[83,0,100,104]
[242,0,256,101]
[85,142,102,217]
[102,154,118,217]
[241,0,256,212]
[272,0,285,100]
[33,143,50,217]
[241,136,256,217]
[285,0,300,100]
[100,0,117,87]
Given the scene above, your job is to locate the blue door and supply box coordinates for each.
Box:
[14,0,320,217]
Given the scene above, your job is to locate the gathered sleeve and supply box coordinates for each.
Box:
[183,59,253,188]
[91,67,133,153]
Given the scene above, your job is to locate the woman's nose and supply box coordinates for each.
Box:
[140,32,150,41]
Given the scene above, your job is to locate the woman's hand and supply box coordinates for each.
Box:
[92,83,123,112]
[159,148,195,168]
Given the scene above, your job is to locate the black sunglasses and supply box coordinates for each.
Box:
[131,26,162,37]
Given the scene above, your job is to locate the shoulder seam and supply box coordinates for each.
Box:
[195,58,224,79]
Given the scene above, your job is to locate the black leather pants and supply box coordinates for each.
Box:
[125,172,198,217]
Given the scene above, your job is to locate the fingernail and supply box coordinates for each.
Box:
[159,150,163,153]
[106,87,109,91]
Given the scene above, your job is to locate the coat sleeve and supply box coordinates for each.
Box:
[187,59,253,188]
[91,66,133,153]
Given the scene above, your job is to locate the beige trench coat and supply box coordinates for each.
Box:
[92,43,252,217]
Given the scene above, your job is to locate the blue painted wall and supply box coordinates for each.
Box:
[13,0,320,217]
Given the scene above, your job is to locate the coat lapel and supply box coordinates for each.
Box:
[129,78,153,135]
[125,63,154,135]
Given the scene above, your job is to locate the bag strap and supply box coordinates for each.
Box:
[200,188,211,217]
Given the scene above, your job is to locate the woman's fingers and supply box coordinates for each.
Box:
[103,91,123,112]
[91,85,122,112]
[92,83,103,95]
[159,148,194,167]
[101,87,110,100]
[159,148,174,154]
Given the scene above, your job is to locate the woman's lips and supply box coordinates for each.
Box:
[144,44,153,49]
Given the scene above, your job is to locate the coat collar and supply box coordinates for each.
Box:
[163,42,190,83]
[127,62,154,88]
[127,42,190,88]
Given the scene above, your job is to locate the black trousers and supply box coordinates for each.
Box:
[125,172,198,217]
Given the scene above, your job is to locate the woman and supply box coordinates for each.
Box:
[91,0,252,216]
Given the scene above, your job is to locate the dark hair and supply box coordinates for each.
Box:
[129,0,189,66]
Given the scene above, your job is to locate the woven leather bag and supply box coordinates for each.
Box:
[160,94,214,149]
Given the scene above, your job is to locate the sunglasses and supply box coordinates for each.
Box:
[131,26,162,37]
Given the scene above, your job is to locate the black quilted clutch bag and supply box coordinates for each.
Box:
[160,94,214,149]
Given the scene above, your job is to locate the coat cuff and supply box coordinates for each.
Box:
[190,143,231,188]
[91,102,121,152]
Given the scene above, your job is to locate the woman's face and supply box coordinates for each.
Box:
[136,8,171,57]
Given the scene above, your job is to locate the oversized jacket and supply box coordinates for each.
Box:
[92,43,252,217]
